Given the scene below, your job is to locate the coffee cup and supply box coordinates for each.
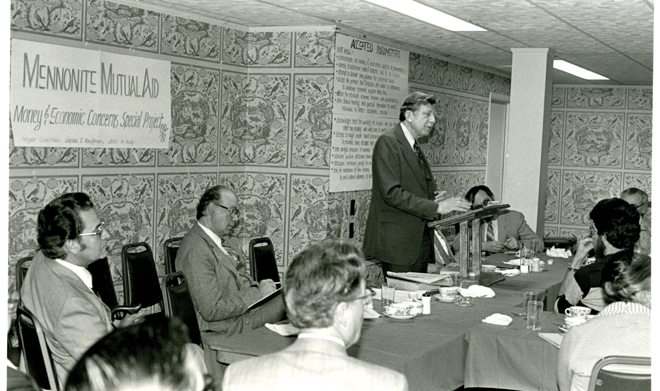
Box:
[564,306,591,318]
[438,287,459,300]
[401,299,423,315]
[564,316,587,329]
[384,302,414,316]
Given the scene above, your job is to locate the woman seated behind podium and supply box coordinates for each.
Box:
[557,255,651,391]
[452,185,542,254]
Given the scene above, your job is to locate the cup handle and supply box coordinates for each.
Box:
[564,308,571,316]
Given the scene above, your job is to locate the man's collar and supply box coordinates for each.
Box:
[53,258,94,292]
[399,122,416,149]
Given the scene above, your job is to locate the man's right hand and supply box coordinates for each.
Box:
[482,241,505,253]
[571,237,594,269]
[258,279,278,297]
[436,197,471,215]
[117,311,146,328]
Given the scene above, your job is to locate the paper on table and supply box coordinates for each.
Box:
[482,313,512,325]
[460,285,495,298]
[265,322,300,336]
[546,246,572,258]
[386,272,447,284]
[538,332,564,348]
[503,259,522,266]
[497,268,521,277]
[363,304,381,319]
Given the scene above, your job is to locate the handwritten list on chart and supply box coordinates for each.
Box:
[330,34,408,192]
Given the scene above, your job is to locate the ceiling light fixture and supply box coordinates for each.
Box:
[363,0,486,32]
[553,60,609,80]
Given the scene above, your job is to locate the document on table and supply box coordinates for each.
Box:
[538,333,564,348]
[387,272,448,284]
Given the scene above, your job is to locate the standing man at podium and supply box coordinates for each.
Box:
[363,92,470,274]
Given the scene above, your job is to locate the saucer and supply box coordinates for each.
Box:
[384,313,416,320]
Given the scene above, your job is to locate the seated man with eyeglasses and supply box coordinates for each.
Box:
[620,187,651,256]
[21,193,146,387]
[177,185,285,379]
[222,240,408,391]
[555,198,647,315]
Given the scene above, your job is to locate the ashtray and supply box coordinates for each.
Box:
[453,296,474,307]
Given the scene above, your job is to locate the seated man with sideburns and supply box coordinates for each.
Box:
[222,240,409,391]
[21,193,145,387]
[555,198,646,315]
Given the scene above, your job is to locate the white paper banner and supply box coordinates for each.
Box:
[10,39,171,149]
[330,34,408,192]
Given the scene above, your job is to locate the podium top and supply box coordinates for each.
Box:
[428,204,510,228]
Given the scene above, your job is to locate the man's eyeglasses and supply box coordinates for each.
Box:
[349,288,376,304]
[78,222,106,237]
[214,202,240,218]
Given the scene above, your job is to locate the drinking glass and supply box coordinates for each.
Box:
[522,291,538,317]
[526,300,543,331]
[381,284,395,312]
[450,274,463,289]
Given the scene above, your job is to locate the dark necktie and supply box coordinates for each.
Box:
[414,142,432,182]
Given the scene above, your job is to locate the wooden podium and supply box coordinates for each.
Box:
[428,204,509,285]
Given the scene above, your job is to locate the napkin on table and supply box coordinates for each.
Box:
[482,313,512,326]
[497,268,521,277]
[503,259,521,266]
[363,303,381,319]
[546,246,572,258]
[460,285,495,298]
[265,322,300,336]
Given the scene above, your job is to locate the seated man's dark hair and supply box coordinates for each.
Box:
[464,185,494,207]
[65,318,206,391]
[589,198,640,250]
[284,240,365,329]
[37,193,94,260]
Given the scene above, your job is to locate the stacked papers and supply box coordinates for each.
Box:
[482,313,512,325]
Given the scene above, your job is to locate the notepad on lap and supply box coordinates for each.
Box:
[248,288,282,310]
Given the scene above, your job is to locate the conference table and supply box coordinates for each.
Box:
[209,253,571,391]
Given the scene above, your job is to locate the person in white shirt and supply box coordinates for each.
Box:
[222,240,409,391]
[557,254,651,391]
[20,193,145,386]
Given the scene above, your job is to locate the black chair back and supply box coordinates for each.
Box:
[15,256,33,295]
[87,257,119,309]
[249,237,280,283]
[164,237,183,274]
[16,306,60,390]
[162,272,202,346]
[121,242,163,310]
[588,356,651,391]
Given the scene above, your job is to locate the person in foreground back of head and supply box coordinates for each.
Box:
[65,317,211,391]
[555,198,643,315]
[557,255,651,391]
[222,240,409,391]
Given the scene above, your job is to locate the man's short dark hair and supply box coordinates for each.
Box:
[284,240,365,329]
[464,185,494,207]
[399,92,436,121]
[37,193,94,260]
[590,198,640,250]
[196,185,234,220]
[65,318,203,391]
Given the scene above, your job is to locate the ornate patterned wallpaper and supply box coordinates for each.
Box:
[14,0,642,295]
[545,86,652,238]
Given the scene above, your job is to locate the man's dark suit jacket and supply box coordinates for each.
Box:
[363,124,438,266]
